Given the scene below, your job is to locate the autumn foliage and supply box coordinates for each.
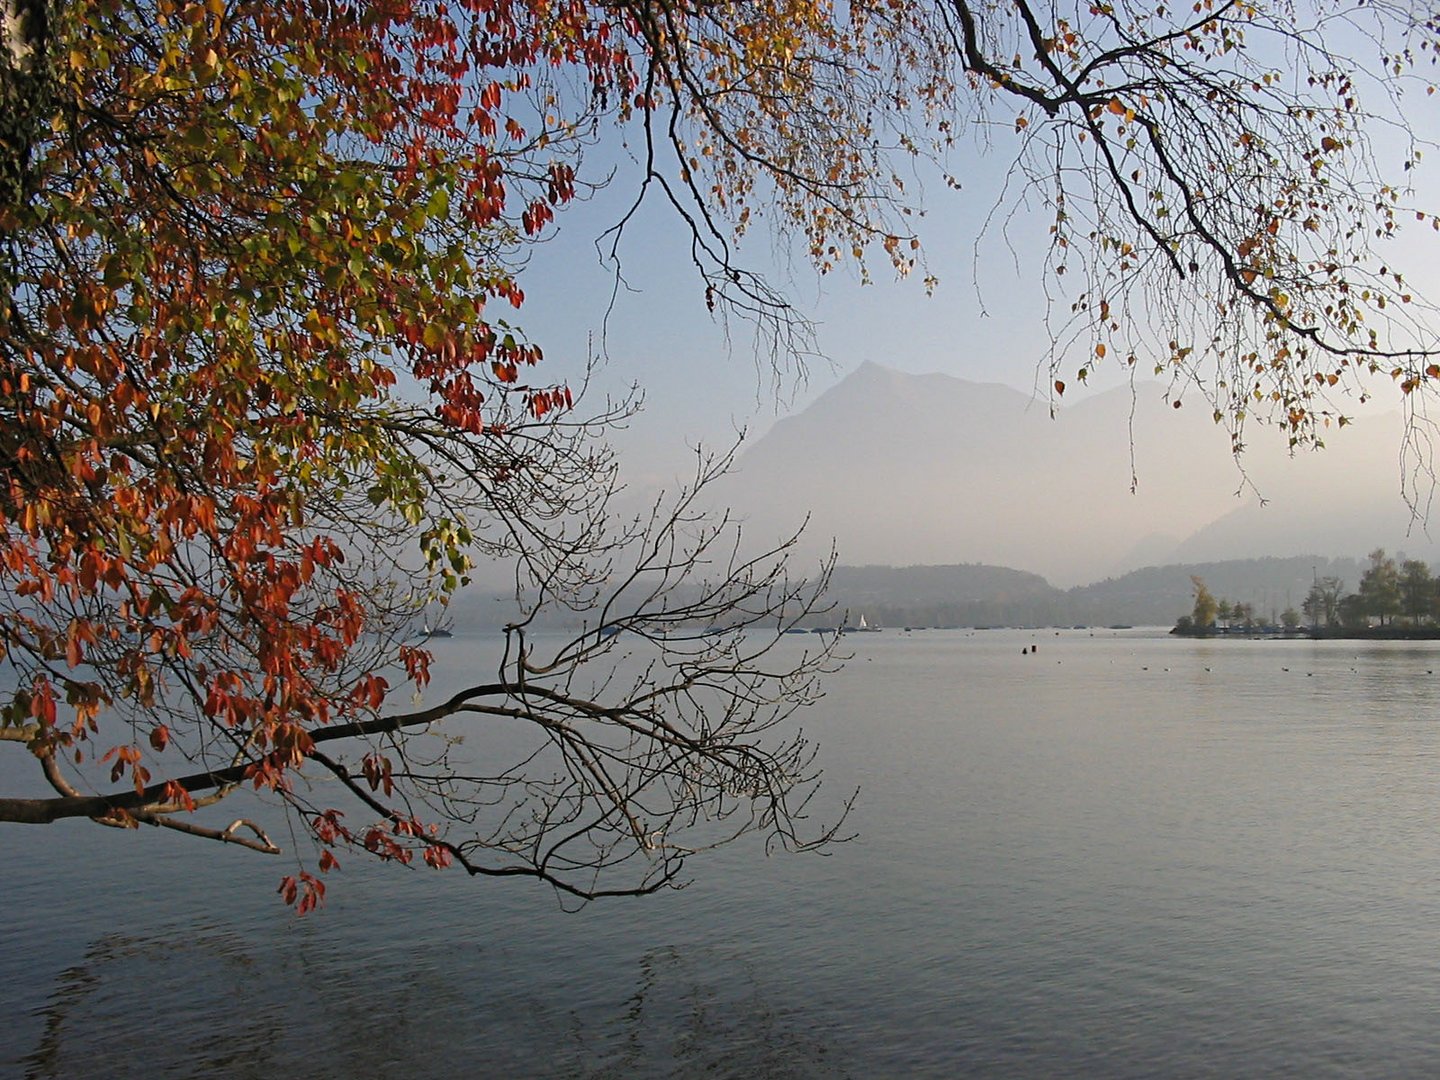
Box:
[2,0,1439,905]
[0,0,662,889]
[0,0,868,903]
[1,14,553,704]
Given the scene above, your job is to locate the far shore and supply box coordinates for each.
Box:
[1172,625,1440,641]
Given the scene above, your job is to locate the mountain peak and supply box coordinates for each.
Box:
[821,361,1036,418]
[709,366,1414,585]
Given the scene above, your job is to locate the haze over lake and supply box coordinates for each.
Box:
[695,362,1431,587]
[7,629,1440,1077]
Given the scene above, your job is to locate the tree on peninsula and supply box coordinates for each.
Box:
[1358,548,1402,626]
[1399,559,1435,623]
[1303,576,1346,630]
[2,0,1439,907]
[1191,577,1219,632]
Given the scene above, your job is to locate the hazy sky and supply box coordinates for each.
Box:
[512,98,1440,489]
[518,148,1083,464]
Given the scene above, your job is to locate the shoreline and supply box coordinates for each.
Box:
[1171,626,1440,641]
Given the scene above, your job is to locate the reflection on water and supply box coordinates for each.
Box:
[10,631,1440,1077]
[25,930,286,1080]
[575,944,844,1080]
[20,928,842,1080]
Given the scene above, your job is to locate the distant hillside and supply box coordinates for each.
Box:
[1062,556,1364,627]
[827,563,1062,628]
[699,361,1414,586]
[448,554,1395,631]
[818,556,1367,628]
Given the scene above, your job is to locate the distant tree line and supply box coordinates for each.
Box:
[447,556,1379,632]
[1177,576,1300,634]
[1178,550,1440,635]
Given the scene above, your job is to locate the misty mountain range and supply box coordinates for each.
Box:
[821,556,1362,630]
[706,361,1440,586]
[447,555,1364,632]
[450,363,1436,630]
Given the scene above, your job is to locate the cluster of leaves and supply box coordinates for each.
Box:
[0,0,651,882]
[0,0,871,903]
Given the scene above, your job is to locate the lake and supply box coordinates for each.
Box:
[5,628,1440,1077]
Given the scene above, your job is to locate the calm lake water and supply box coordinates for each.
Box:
[6,628,1440,1077]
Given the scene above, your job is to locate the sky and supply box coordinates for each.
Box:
[509,63,1440,496]
[516,149,1076,473]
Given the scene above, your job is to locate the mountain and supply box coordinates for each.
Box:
[820,557,1365,629]
[1169,435,1440,566]
[826,562,1063,628]
[445,555,1368,630]
[1061,555,1363,627]
[776,556,1369,629]
[705,361,1422,584]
